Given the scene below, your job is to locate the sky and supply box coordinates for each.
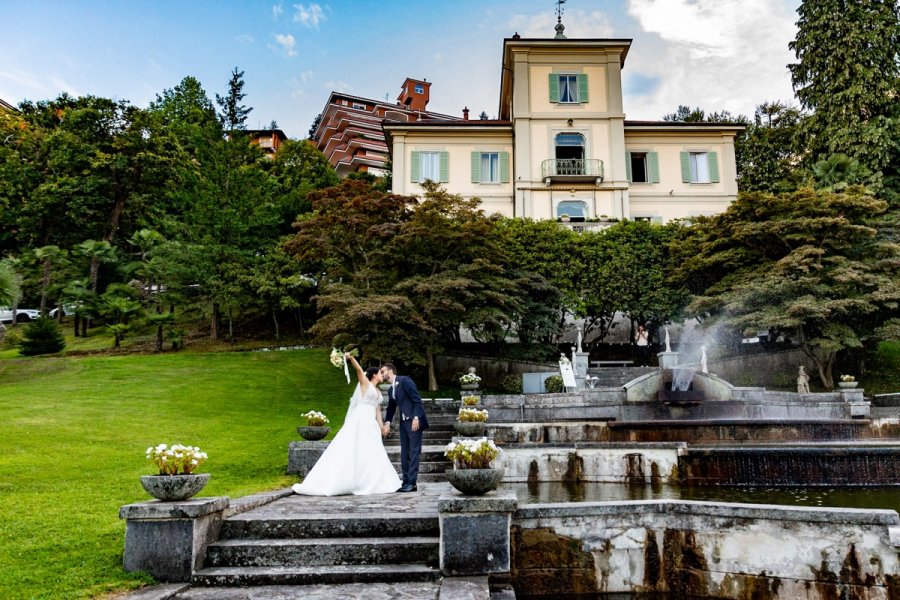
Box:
[1,0,802,138]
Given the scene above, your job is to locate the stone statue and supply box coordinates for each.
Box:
[559,353,570,365]
[576,328,583,353]
[797,366,810,394]
[665,328,671,353]
[700,346,708,374]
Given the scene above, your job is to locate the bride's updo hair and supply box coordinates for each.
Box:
[365,366,380,381]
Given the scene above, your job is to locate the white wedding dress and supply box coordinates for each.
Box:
[292,383,401,496]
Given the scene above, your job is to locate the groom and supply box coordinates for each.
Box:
[380,363,429,492]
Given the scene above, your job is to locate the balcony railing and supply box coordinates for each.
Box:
[541,159,604,183]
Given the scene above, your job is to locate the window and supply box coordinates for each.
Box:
[556,200,588,219]
[626,151,659,183]
[549,73,589,104]
[680,151,720,184]
[352,102,366,110]
[420,151,441,181]
[414,84,424,94]
[410,150,448,183]
[471,151,509,183]
[554,133,585,175]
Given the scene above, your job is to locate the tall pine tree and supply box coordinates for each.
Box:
[216,67,253,131]
[788,0,900,187]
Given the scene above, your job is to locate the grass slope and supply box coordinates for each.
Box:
[0,349,354,599]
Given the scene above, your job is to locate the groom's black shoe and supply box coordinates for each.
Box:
[398,484,417,493]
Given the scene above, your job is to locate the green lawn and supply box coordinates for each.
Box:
[0,348,354,599]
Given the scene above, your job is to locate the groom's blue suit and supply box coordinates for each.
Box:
[384,375,429,489]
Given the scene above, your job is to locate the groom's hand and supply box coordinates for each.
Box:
[411,417,420,432]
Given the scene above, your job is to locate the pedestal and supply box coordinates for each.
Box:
[657,351,679,370]
[119,496,228,582]
[287,440,329,476]
[573,351,590,389]
[439,488,517,576]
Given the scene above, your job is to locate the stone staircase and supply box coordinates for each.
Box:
[383,404,457,483]
[192,494,443,586]
[586,366,656,387]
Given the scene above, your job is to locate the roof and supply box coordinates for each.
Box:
[0,98,16,112]
[244,129,288,139]
[624,120,746,131]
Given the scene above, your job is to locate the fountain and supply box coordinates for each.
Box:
[477,341,900,597]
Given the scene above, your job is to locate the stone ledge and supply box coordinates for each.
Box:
[889,526,900,547]
[439,575,491,600]
[439,489,518,514]
[119,496,229,520]
[515,499,900,526]
[225,488,294,518]
[118,583,190,600]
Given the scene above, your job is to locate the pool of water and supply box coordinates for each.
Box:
[502,481,900,513]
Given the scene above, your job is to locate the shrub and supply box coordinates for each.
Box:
[19,317,65,356]
[501,374,523,394]
[544,374,564,393]
[2,326,23,350]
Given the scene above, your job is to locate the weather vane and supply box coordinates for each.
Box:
[554,0,567,38]
[556,0,566,22]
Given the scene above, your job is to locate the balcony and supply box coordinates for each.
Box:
[541,159,604,184]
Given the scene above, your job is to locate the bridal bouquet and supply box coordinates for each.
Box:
[330,346,359,383]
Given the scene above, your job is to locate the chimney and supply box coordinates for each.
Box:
[463,107,469,120]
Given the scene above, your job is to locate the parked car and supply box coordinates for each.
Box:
[49,304,77,318]
[0,307,41,323]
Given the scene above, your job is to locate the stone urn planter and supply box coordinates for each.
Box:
[378,382,391,392]
[460,383,479,391]
[446,467,505,496]
[298,426,331,441]
[140,473,210,502]
[454,420,486,437]
[838,381,858,389]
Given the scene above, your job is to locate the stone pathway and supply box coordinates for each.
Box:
[173,581,441,599]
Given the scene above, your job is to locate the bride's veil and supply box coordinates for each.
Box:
[346,383,362,418]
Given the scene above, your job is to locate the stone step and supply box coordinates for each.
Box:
[390,461,449,474]
[386,447,450,461]
[221,514,439,540]
[192,563,441,587]
[413,473,448,483]
[205,536,439,568]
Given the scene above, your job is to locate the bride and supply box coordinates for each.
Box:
[292,352,401,496]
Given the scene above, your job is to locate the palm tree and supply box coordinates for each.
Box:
[33,246,65,316]
[0,260,21,307]
[76,240,118,292]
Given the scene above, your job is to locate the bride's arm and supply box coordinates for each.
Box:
[345,353,368,390]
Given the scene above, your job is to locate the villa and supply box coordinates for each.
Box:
[384,25,743,223]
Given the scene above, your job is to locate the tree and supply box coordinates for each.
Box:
[19,317,65,356]
[269,139,339,232]
[75,239,117,292]
[675,186,900,388]
[737,101,805,194]
[32,245,66,315]
[216,67,252,131]
[308,113,322,141]
[0,259,21,307]
[663,105,741,123]
[788,0,900,187]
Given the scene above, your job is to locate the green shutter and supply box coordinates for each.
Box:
[707,151,720,183]
[499,151,510,183]
[625,152,633,182]
[439,151,449,183]
[549,73,559,103]
[471,152,481,183]
[577,73,589,103]
[411,151,421,183]
[680,152,691,182]
[648,151,660,183]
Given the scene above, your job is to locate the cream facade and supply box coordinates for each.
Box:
[385,35,743,223]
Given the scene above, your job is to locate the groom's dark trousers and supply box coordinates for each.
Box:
[399,418,423,487]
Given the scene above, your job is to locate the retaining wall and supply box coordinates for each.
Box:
[512,500,900,598]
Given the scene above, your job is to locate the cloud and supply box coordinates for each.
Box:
[293,3,325,28]
[300,69,313,82]
[271,33,298,57]
[433,53,444,61]
[323,80,351,93]
[0,67,44,90]
[236,34,254,44]
[289,75,309,98]
[272,3,283,20]
[508,9,613,38]
[48,76,81,96]
[623,0,797,119]
[147,58,165,74]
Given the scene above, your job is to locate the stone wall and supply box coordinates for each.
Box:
[434,355,556,389]
[497,442,684,484]
[709,348,818,390]
[512,500,900,598]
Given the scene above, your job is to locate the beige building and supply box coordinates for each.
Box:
[384,32,742,223]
